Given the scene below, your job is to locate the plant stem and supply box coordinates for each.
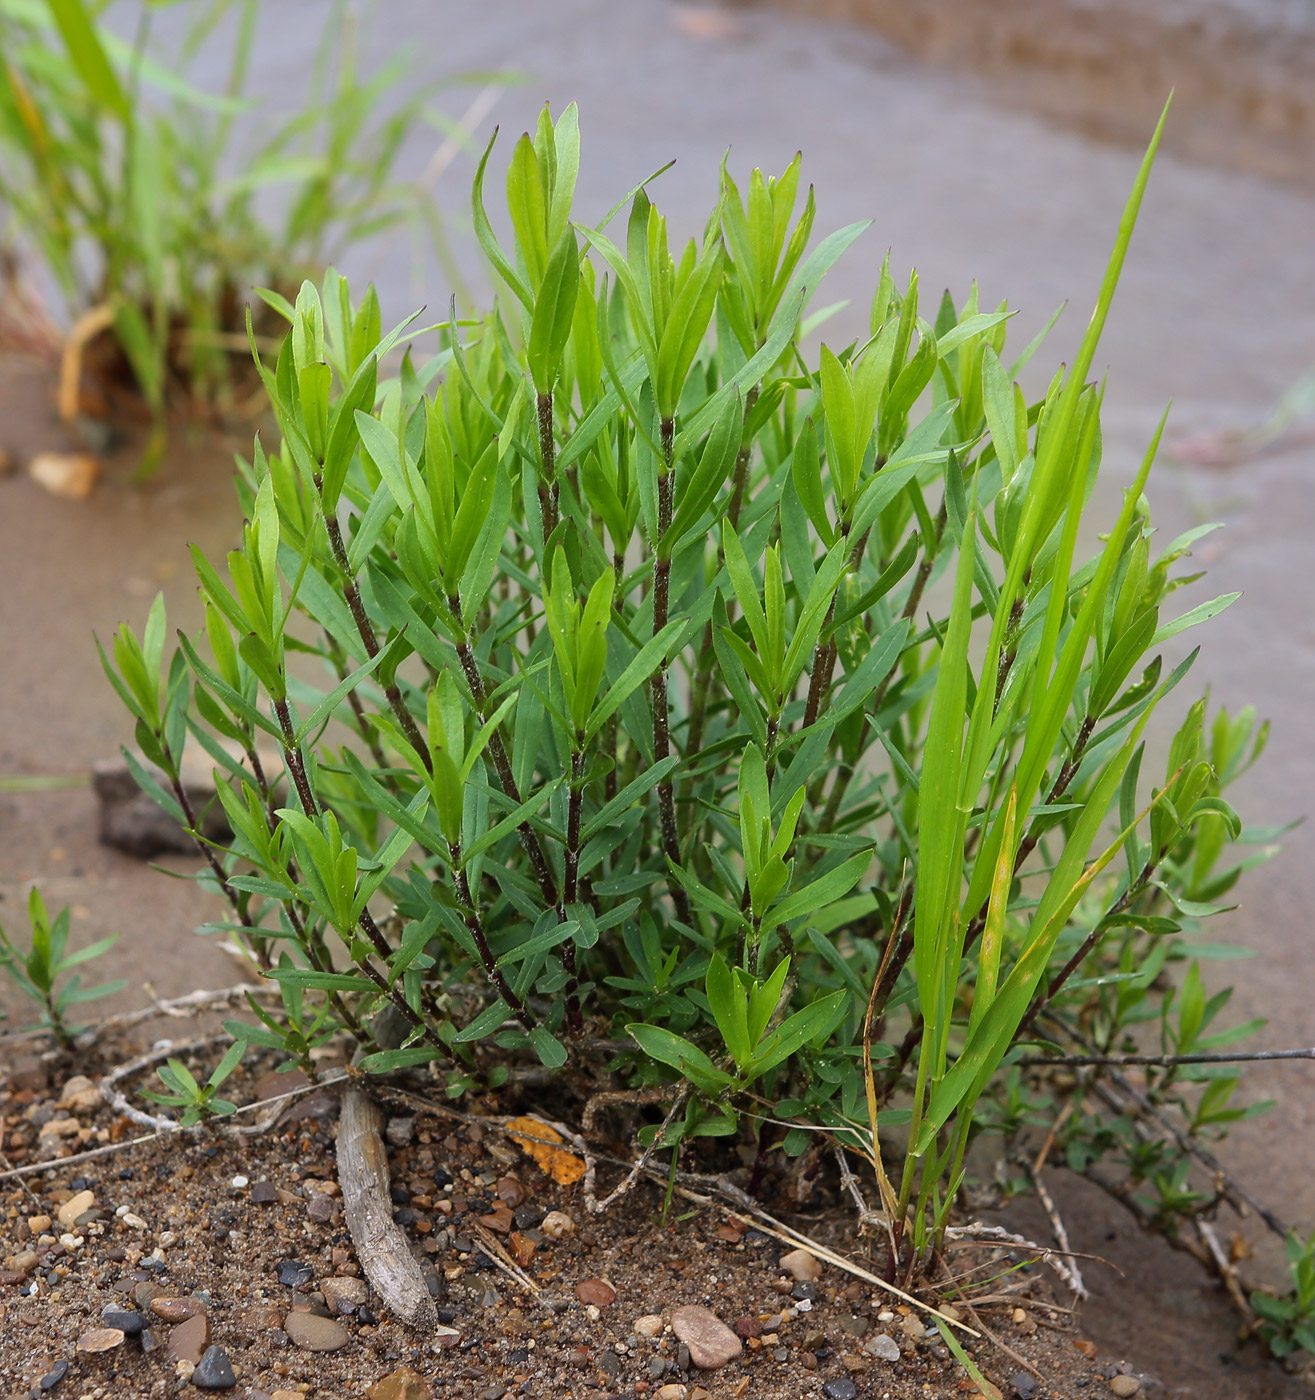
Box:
[559,747,586,1037]
[273,698,318,816]
[537,390,559,542]
[725,383,760,528]
[319,500,429,768]
[451,842,535,1031]
[1014,858,1154,1039]
[446,595,558,907]
[653,417,692,925]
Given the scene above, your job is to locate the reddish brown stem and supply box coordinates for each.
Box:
[537,391,559,542]
[653,418,692,925]
[452,844,535,1031]
[448,601,558,907]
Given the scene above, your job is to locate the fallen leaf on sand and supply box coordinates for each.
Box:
[506,1116,585,1185]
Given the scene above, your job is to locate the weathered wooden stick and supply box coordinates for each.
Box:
[339,1085,437,1331]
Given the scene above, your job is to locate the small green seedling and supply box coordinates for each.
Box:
[141,1039,247,1127]
[0,889,125,1046]
[1253,1231,1315,1357]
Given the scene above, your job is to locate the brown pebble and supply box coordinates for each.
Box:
[283,1310,350,1352]
[167,1313,212,1364]
[509,1231,537,1267]
[150,1296,206,1322]
[495,1177,527,1208]
[1074,1338,1098,1358]
[734,1316,761,1339]
[76,1327,125,1354]
[306,1193,335,1223]
[1109,1379,1141,1398]
[250,1181,279,1205]
[671,1305,743,1370]
[57,1190,95,1229]
[575,1277,617,1307]
[369,1366,433,1400]
[479,1204,514,1233]
[243,1305,286,1331]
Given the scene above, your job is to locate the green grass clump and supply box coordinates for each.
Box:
[0,0,463,450]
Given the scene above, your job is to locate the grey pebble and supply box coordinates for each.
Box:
[276,1259,314,1289]
[98,1307,145,1336]
[38,1360,68,1392]
[822,1381,858,1400]
[868,1333,901,1362]
[193,1345,237,1390]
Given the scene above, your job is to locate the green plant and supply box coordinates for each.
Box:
[0,887,125,1045]
[1254,1232,1315,1358]
[141,1037,246,1126]
[0,0,467,444]
[102,100,1276,1275]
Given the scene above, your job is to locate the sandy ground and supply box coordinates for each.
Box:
[3,1,1315,1394]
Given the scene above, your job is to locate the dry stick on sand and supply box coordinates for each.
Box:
[339,1085,437,1330]
[338,1005,437,1331]
[1023,1163,1088,1299]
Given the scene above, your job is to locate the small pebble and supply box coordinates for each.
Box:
[251,1181,279,1205]
[576,1277,617,1307]
[778,1248,823,1283]
[634,1314,664,1338]
[867,1333,901,1362]
[899,1315,926,1341]
[821,1381,858,1400]
[99,1306,145,1335]
[671,1306,742,1370]
[150,1296,206,1322]
[495,1177,527,1208]
[284,1310,350,1351]
[56,1191,94,1230]
[167,1313,212,1365]
[1012,1375,1039,1400]
[541,1210,576,1240]
[38,1360,69,1392]
[306,1194,335,1223]
[1109,1379,1141,1399]
[76,1328,124,1354]
[276,1259,314,1289]
[193,1345,237,1390]
[386,1116,415,1147]
[368,1367,433,1400]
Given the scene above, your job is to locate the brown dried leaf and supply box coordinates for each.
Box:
[505,1116,584,1185]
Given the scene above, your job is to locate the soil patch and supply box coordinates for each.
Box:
[0,1033,1238,1400]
